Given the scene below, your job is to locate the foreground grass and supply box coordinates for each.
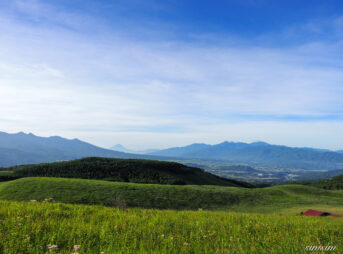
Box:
[0,200,342,253]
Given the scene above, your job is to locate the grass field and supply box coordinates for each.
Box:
[1,177,343,213]
[1,177,343,253]
[0,200,342,253]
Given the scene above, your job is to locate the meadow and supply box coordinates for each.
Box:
[0,200,342,254]
[1,177,343,213]
[1,160,343,253]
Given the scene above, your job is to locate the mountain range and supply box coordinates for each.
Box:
[149,141,343,170]
[0,131,167,167]
[1,131,343,170]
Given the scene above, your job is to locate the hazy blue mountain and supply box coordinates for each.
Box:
[150,141,343,170]
[140,149,160,154]
[110,144,159,154]
[0,131,165,167]
[110,144,132,153]
[300,147,333,153]
[150,143,210,157]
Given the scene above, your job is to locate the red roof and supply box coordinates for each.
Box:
[302,209,343,217]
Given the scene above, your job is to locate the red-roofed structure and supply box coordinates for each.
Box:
[302,209,343,217]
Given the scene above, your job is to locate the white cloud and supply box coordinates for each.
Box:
[0,1,342,149]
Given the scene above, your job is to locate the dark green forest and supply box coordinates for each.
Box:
[4,157,252,187]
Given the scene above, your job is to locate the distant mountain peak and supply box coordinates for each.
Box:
[110,144,131,153]
[110,144,160,155]
[251,141,270,146]
[0,131,131,167]
[112,144,126,149]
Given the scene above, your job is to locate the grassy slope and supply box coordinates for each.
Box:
[0,200,342,253]
[1,177,343,213]
[8,157,251,187]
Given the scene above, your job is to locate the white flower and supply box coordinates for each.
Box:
[74,245,81,251]
[47,244,58,251]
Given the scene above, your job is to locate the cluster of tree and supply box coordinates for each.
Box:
[298,173,343,190]
[0,175,18,182]
[309,174,343,190]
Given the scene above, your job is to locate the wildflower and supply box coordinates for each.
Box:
[160,234,165,238]
[100,252,105,254]
[47,244,58,251]
[44,198,54,203]
[184,242,189,247]
[74,245,81,251]
[210,231,216,236]
[30,200,37,202]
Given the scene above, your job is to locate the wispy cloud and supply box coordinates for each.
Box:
[0,0,342,149]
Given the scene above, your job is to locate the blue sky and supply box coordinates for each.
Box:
[0,0,343,150]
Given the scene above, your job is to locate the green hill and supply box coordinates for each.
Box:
[1,177,343,212]
[7,157,251,187]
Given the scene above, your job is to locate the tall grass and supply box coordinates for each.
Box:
[0,200,342,253]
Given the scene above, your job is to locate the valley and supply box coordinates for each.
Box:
[0,156,343,253]
[1,133,343,253]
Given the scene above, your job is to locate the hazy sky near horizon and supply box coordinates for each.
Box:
[1,0,343,150]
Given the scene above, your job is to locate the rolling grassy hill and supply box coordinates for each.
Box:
[1,177,343,213]
[6,157,251,187]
